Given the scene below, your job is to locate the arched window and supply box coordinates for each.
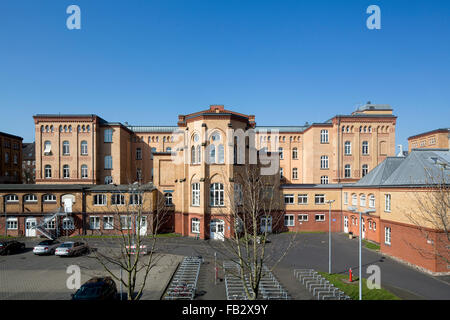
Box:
[279,147,283,159]
[80,141,88,155]
[151,147,156,160]
[86,125,90,132]
[191,146,196,164]
[344,141,351,155]
[166,147,171,152]
[44,165,52,178]
[292,147,298,159]
[63,165,70,178]
[360,194,366,207]
[64,125,67,132]
[81,165,88,179]
[352,193,357,206]
[362,164,369,177]
[210,183,224,207]
[369,194,375,208]
[5,194,19,203]
[43,141,52,155]
[68,125,72,132]
[45,125,49,132]
[24,194,37,202]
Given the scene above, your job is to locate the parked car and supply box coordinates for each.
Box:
[71,277,118,300]
[55,241,88,257]
[33,239,60,255]
[0,240,25,255]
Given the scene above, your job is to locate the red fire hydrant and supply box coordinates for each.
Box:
[349,268,353,282]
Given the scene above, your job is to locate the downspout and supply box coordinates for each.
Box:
[82,189,86,235]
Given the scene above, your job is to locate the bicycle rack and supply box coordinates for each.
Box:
[224,261,290,300]
[163,256,203,300]
[293,269,351,300]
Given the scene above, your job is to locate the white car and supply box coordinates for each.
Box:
[55,241,88,257]
[33,239,60,255]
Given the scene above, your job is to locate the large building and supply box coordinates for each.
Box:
[408,128,450,152]
[0,132,23,184]
[1,103,448,273]
[22,142,36,184]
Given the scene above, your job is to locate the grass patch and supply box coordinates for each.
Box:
[152,233,182,238]
[363,240,380,251]
[70,233,182,239]
[318,272,400,300]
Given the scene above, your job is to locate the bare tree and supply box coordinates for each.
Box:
[405,165,450,268]
[81,182,172,300]
[209,163,295,300]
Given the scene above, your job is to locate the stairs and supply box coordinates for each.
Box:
[33,209,68,240]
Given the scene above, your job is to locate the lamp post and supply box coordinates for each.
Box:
[347,206,375,300]
[325,200,335,274]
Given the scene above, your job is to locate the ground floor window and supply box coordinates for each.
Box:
[191,218,200,234]
[89,216,100,230]
[315,214,325,222]
[120,216,132,230]
[45,218,56,229]
[385,227,391,245]
[298,214,308,222]
[284,214,295,226]
[62,217,74,230]
[103,216,114,230]
[6,217,18,230]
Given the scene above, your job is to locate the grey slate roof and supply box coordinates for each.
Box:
[255,126,309,133]
[87,183,156,192]
[126,126,178,133]
[353,149,450,187]
[281,184,344,189]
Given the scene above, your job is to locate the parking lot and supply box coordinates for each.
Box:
[1,233,449,300]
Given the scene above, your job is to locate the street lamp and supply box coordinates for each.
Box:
[325,200,335,274]
[347,206,375,300]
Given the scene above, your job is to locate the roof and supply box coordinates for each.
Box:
[356,103,393,112]
[0,183,157,192]
[86,183,157,192]
[408,128,450,140]
[0,132,23,140]
[255,126,309,133]
[281,184,344,189]
[352,149,450,187]
[126,126,179,133]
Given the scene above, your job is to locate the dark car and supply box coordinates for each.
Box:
[0,240,25,255]
[71,277,118,300]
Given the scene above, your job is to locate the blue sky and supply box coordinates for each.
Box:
[0,0,449,149]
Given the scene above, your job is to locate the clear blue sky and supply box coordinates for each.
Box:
[0,0,449,149]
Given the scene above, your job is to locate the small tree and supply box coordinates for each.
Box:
[209,164,295,300]
[82,182,172,300]
[405,165,450,268]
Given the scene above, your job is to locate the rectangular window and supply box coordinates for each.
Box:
[192,183,200,206]
[130,194,142,205]
[43,194,56,203]
[315,214,325,222]
[284,194,294,204]
[284,214,294,226]
[298,194,308,204]
[105,176,113,184]
[89,216,100,230]
[104,156,112,169]
[344,192,348,205]
[136,148,142,160]
[111,194,125,206]
[315,194,325,205]
[44,218,56,229]
[385,227,391,245]
[93,194,107,206]
[120,216,132,230]
[191,218,200,234]
[62,217,74,230]
[385,194,391,212]
[104,129,113,143]
[103,216,114,230]
[298,214,308,222]
[6,218,18,230]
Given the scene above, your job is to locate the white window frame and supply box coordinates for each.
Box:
[385,227,391,245]
[191,218,200,234]
[5,194,19,203]
[80,141,88,155]
[111,194,125,206]
[63,165,70,179]
[284,214,295,227]
[344,165,351,178]
[369,194,375,208]
[298,214,308,222]
[89,216,100,230]
[210,183,224,207]
[44,165,52,179]
[315,214,325,222]
[165,192,173,206]
[284,194,295,205]
[104,176,113,184]
[292,148,298,159]
[81,165,88,179]
[321,176,329,184]
[320,156,329,169]
[6,217,18,230]
[45,218,56,230]
[298,194,308,204]
[344,141,352,155]
[360,194,366,207]
[43,194,56,203]
[292,168,298,180]
[24,194,37,203]
[120,215,132,230]
[362,141,369,155]
[62,141,70,155]
[192,183,200,206]
[385,194,391,212]
[62,217,74,230]
[320,130,329,144]
[103,216,114,230]
[344,192,348,205]
[315,194,325,205]
[93,194,107,206]
[352,194,357,206]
